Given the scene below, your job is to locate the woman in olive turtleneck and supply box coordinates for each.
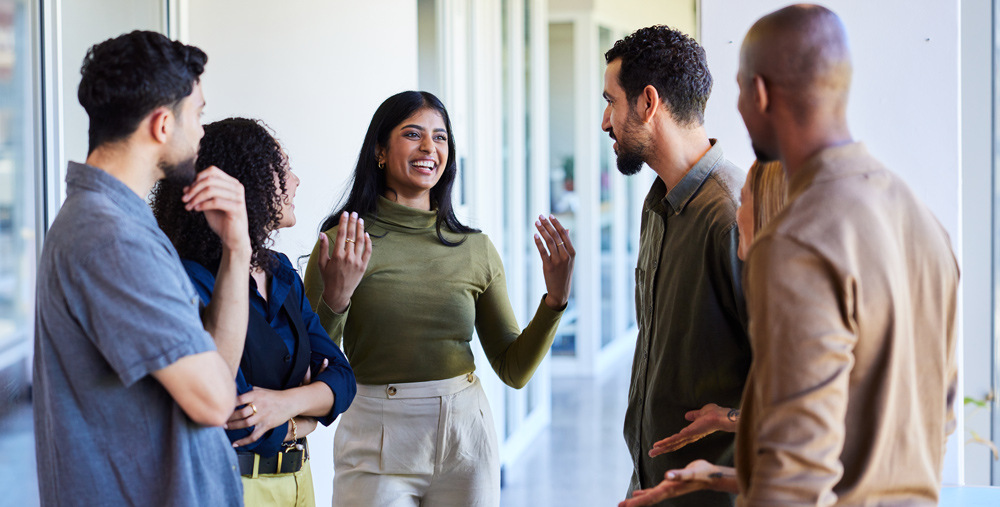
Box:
[303,91,575,507]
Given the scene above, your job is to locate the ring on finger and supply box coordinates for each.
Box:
[557,241,565,246]
[345,238,356,243]
[248,402,257,416]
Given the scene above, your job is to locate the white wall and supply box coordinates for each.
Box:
[700,0,965,485]
[184,2,418,504]
[58,0,163,193]
[185,0,419,265]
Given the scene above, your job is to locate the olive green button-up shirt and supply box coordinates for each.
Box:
[626,140,751,507]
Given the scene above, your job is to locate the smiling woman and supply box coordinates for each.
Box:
[304,90,577,507]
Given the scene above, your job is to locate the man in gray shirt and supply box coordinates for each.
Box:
[33,31,251,506]
[603,26,750,507]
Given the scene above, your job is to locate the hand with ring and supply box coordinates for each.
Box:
[226,387,301,447]
[318,211,372,313]
[533,214,576,311]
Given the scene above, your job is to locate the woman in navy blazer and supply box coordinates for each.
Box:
[152,117,359,506]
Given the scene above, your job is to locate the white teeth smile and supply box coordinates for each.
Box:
[412,160,435,169]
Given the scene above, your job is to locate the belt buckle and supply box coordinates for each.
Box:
[280,439,306,474]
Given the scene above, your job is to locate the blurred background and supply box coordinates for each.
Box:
[0,0,996,505]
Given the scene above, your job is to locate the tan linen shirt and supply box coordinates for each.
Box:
[627,139,751,507]
[736,143,959,507]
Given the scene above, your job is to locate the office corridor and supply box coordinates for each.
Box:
[500,357,635,506]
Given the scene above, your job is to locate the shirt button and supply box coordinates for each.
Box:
[190,296,198,305]
[387,387,397,396]
[284,354,291,362]
[652,260,658,269]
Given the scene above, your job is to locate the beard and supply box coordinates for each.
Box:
[159,153,198,186]
[612,112,649,176]
[616,142,646,176]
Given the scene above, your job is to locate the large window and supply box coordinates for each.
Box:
[547,21,577,356]
[0,0,36,371]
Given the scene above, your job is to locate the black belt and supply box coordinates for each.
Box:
[237,439,309,478]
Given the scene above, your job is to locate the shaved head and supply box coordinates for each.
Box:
[737,4,854,166]
[741,4,852,120]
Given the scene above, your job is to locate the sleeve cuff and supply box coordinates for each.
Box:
[317,298,350,340]
[120,332,216,387]
[316,373,358,426]
[536,294,566,319]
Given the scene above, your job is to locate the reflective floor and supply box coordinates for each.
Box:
[499,359,635,506]
[0,398,37,507]
[1,359,636,507]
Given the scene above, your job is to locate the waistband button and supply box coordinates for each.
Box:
[387,386,397,396]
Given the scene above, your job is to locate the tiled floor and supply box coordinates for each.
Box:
[1,359,636,507]
[500,359,635,507]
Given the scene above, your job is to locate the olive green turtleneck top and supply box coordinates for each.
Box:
[303,196,563,388]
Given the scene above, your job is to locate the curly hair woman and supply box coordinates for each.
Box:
[151,117,357,507]
[302,91,576,507]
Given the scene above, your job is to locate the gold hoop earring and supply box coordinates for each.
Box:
[378,161,385,170]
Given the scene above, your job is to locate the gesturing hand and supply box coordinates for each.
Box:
[226,387,298,448]
[649,403,737,457]
[618,460,735,507]
[533,215,575,310]
[319,212,372,313]
[182,167,250,254]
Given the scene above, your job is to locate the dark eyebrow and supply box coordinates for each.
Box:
[401,124,425,131]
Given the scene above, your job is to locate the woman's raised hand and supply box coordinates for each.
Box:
[318,211,372,313]
[533,215,575,311]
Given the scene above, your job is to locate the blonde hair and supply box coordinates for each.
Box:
[747,160,788,236]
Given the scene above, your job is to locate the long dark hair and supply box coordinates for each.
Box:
[151,117,288,273]
[320,90,477,245]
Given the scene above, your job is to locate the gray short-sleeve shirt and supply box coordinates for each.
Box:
[33,162,242,506]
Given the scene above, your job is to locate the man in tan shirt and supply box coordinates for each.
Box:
[620,5,959,507]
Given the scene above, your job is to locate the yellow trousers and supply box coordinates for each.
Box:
[242,458,315,507]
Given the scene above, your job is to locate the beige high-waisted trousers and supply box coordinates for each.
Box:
[332,373,500,507]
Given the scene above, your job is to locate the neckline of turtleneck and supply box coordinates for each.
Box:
[374,195,438,230]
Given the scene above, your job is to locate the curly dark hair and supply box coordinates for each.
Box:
[151,118,288,274]
[604,25,712,127]
[79,30,207,153]
[319,90,478,245]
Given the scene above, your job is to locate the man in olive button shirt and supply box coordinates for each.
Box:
[603,26,751,507]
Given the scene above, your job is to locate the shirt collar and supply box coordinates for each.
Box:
[249,253,296,322]
[375,195,438,230]
[787,142,870,203]
[65,161,158,228]
[643,138,724,216]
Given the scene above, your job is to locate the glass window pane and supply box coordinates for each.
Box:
[548,22,575,356]
[598,26,614,347]
[524,0,538,415]
[0,0,35,354]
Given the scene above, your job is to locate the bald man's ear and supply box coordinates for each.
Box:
[752,75,769,114]
[147,107,172,145]
[638,84,661,123]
